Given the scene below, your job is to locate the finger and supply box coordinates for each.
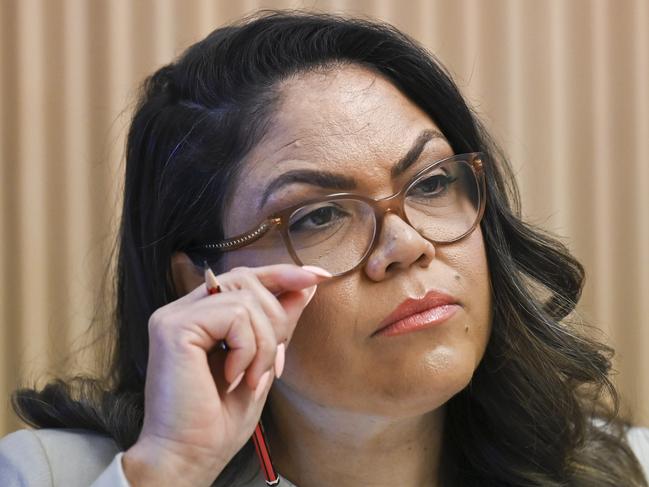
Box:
[172,280,214,307]
[183,295,258,385]
[174,264,329,308]
[230,291,280,390]
[226,264,331,295]
[221,268,290,343]
[193,290,278,390]
[173,264,331,307]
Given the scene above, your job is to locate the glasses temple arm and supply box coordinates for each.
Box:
[195,218,281,252]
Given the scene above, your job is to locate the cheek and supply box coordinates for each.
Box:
[216,246,295,273]
[445,229,493,381]
[445,227,491,315]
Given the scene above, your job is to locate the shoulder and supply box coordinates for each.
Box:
[0,428,123,486]
[626,425,649,481]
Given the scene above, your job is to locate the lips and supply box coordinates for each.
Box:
[372,289,459,337]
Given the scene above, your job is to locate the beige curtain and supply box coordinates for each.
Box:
[1,0,647,436]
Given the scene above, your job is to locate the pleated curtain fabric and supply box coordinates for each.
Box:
[0,0,647,435]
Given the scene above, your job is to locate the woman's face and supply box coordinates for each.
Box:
[221,65,492,418]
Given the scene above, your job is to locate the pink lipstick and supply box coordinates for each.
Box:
[372,290,459,338]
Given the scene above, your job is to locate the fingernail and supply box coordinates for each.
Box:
[274,343,285,379]
[226,371,245,394]
[305,285,317,306]
[254,370,272,401]
[301,265,333,278]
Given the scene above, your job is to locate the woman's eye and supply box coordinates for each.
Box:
[290,205,349,232]
[411,174,457,197]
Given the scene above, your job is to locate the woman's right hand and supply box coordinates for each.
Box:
[121,264,331,487]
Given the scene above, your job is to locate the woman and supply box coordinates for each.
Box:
[1,10,648,487]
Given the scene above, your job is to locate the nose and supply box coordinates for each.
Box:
[364,212,436,281]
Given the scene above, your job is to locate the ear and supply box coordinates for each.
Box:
[170,251,204,296]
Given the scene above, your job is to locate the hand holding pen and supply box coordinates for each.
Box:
[121,264,331,487]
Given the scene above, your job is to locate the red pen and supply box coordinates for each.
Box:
[204,263,280,486]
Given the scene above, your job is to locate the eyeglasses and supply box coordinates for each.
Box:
[191,152,487,277]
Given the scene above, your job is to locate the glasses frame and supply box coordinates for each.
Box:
[192,152,487,277]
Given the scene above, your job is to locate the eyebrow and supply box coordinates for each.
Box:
[258,129,446,210]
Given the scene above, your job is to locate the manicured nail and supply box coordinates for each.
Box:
[301,265,333,278]
[254,370,272,401]
[274,343,285,379]
[305,285,317,306]
[226,371,245,394]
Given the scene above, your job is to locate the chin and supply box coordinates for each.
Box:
[356,353,476,417]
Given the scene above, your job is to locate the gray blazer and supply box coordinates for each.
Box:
[1,426,648,486]
[0,428,295,487]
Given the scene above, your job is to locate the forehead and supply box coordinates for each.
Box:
[226,65,451,226]
[262,64,445,163]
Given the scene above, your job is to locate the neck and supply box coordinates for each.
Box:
[265,381,445,487]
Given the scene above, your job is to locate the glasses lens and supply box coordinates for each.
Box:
[404,158,481,242]
[288,199,375,275]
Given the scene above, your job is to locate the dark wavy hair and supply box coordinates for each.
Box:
[12,10,648,487]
